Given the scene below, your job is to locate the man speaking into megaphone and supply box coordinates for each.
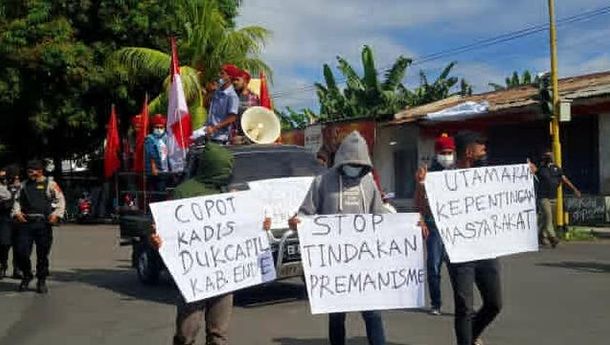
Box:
[192,64,241,145]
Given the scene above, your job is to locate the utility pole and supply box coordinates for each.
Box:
[547,0,565,230]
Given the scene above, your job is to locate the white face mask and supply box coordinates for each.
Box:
[437,154,455,168]
[342,165,363,178]
[153,128,165,136]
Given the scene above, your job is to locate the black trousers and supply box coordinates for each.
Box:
[448,258,502,345]
[16,222,53,280]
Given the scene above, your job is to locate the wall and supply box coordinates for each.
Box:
[600,113,610,194]
[373,124,419,208]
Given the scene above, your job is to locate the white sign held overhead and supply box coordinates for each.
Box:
[149,191,276,303]
[299,213,425,314]
[248,177,314,229]
[424,164,538,263]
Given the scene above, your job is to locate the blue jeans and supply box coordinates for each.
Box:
[329,311,385,345]
[426,217,445,309]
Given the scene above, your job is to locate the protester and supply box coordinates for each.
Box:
[536,150,581,248]
[414,133,455,316]
[150,143,236,345]
[203,64,241,144]
[290,131,390,345]
[232,68,260,143]
[145,114,170,195]
[446,131,501,345]
[12,160,65,293]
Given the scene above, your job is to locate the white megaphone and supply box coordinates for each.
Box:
[241,106,281,144]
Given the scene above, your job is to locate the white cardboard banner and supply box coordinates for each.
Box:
[299,213,425,314]
[150,191,276,303]
[424,164,538,263]
[248,177,314,229]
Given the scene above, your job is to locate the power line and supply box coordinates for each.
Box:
[270,5,610,99]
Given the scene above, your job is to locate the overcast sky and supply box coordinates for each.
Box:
[237,0,610,111]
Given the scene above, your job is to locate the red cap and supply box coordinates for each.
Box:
[151,114,167,126]
[222,64,241,79]
[238,69,251,84]
[435,133,455,152]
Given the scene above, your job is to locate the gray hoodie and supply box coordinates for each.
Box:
[299,131,386,215]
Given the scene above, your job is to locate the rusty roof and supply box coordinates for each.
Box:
[393,70,610,124]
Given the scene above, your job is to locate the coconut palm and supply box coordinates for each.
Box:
[109,0,271,127]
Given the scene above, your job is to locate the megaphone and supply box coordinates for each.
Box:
[241,106,281,144]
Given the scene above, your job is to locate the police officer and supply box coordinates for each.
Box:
[12,160,65,293]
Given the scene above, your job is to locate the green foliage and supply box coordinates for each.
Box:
[277,107,319,130]
[489,70,540,91]
[0,0,257,165]
[312,46,471,122]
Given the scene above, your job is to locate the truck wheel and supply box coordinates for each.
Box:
[135,244,160,285]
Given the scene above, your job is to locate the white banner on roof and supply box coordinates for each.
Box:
[426,101,490,121]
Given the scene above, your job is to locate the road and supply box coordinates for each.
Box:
[0,224,609,345]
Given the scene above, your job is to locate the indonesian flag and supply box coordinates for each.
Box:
[166,37,192,172]
[103,105,121,179]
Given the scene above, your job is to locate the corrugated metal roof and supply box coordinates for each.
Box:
[392,70,610,124]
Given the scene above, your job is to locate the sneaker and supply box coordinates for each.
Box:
[429,307,441,316]
[18,278,32,292]
[474,338,484,345]
[36,279,48,294]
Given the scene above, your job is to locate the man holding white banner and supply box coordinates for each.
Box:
[424,131,539,345]
[151,144,274,345]
[290,131,423,345]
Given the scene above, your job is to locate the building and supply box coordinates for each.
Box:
[377,71,610,219]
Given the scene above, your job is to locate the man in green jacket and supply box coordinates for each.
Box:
[152,143,236,345]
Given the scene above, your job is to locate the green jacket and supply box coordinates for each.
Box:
[172,143,234,199]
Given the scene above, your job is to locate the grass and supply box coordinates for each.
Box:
[562,226,596,241]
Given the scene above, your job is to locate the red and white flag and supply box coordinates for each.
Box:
[166,37,192,172]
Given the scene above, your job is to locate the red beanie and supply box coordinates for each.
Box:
[222,64,241,79]
[151,114,167,126]
[238,69,251,84]
[435,133,455,152]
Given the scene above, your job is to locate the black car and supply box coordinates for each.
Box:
[119,144,325,285]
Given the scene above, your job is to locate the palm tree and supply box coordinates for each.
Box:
[315,45,413,120]
[488,70,538,91]
[109,0,271,127]
[406,62,473,106]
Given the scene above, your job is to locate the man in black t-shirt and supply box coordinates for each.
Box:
[536,151,581,248]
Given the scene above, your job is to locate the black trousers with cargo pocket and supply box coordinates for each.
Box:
[16,221,53,280]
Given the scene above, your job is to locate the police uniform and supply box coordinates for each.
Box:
[12,175,65,292]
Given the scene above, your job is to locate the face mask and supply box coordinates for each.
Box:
[342,165,363,178]
[436,154,454,168]
[153,128,165,136]
[473,155,488,167]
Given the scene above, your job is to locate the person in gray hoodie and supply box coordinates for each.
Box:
[292,130,387,345]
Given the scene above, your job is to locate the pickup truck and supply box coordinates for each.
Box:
[119,144,325,285]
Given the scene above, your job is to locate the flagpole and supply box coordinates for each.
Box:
[142,94,148,212]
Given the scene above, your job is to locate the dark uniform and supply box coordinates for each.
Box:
[12,175,65,292]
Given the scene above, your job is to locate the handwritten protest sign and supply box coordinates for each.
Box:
[425,164,538,263]
[150,191,276,303]
[247,177,314,229]
[299,213,425,314]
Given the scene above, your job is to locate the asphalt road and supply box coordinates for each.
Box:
[0,224,609,345]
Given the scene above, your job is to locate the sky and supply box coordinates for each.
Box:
[236,0,610,112]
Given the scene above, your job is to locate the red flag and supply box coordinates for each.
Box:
[103,105,121,178]
[167,37,192,171]
[259,72,272,109]
[133,95,149,173]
